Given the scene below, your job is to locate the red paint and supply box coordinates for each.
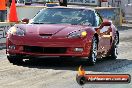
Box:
[6,19,117,58]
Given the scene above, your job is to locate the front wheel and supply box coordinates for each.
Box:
[87,36,98,66]
[7,55,23,64]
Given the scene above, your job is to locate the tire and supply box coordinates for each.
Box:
[108,33,119,60]
[109,42,118,60]
[7,55,23,64]
[87,36,98,66]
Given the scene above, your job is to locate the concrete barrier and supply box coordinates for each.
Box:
[7,5,46,21]
[124,4,132,21]
[0,22,15,49]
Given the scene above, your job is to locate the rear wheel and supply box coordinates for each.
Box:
[87,36,98,66]
[108,33,119,60]
[7,55,23,64]
[109,42,118,60]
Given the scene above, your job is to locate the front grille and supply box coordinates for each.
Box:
[23,46,67,54]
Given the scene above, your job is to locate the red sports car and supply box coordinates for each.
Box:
[6,7,119,65]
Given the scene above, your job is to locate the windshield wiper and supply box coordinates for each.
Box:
[31,22,57,24]
[31,22,45,24]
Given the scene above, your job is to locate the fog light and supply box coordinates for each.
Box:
[74,48,83,52]
[9,45,16,50]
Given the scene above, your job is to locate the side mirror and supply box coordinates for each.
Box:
[95,21,111,32]
[21,18,29,24]
[101,21,111,27]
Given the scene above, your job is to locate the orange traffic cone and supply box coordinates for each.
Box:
[9,0,18,22]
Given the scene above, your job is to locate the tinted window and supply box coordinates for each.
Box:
[32,8,95,26]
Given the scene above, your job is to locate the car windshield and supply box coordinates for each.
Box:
[31,8,95,26]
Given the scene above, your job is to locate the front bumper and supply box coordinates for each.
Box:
[6,35,92,57]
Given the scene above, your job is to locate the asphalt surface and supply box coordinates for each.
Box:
[0,24,132,88]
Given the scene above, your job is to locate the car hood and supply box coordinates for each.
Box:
[15,24,92,37]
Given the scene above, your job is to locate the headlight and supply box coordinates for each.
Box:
[67,31,87,38]
[81,31,87,37]
[7,27,25,36]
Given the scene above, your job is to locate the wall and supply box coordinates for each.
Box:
[0,22,15,46]
[7,5,46,21]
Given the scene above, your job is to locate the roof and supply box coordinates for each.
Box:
[46,6,95,11]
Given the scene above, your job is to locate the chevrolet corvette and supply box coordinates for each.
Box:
[6,7,119,65]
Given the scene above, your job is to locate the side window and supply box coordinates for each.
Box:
[95,12,103,26]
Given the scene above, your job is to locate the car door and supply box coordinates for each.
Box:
[95,12,112,55]
[99,23,112,54]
